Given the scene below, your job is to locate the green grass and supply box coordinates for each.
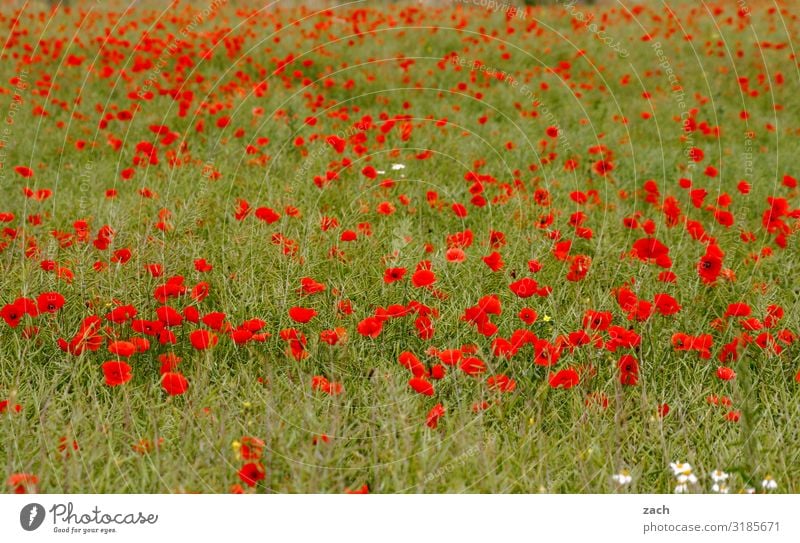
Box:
[1,0,799,493]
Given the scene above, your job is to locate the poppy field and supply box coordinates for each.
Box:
[1,0,799,494]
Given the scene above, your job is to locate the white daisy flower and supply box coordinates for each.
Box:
[761,476,777,490]
[612,470,632,485]
[710,470,729,483]
[670,461,693,476]
[391,163,406,170]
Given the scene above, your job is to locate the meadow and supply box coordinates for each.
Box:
[1,0,799,493]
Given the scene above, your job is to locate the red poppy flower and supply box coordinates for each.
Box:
[191,282,210,302]
[106,304,137,323]
[200,311,226,330]
[552,240,571,260]
[326,376,346,393]
[411,269,436,288]
[1,302,24,328]
[131,319,164,337]
[383,267,406,283]
[459,357,486,376]
[503,332,530,355]
[319,327,347,345]
[344,484,369,494]
[18,298,37,316]
[724,303,751,318]
[58,316,104,355]
[740,318,762,331]
[585,392,609,409]
[361,165,377,179]
[108,340,136,358]
[688,147,704,162]
[518,308,537,324]
[161,372,189,395]
[627,300,654,322]
[487,374,517,392]
[548,368,580,389]
[509,277,538,298]
[189,329,218,350]
[7,473,38,493]
[158,353,181,374]
[445,247,465,263]
[36,292,65,314]
[311,375,330,392]
[255,207,281,224]
[325,134,346,153]
[376,201,395,215]
[409,377,435,396]
[490,338,515,359]
[566,255,592,281]
[614,289,637,313]
[451,203,468,218]
[534,340,561,366]
[399,351,427,377]
[159,329,177,345]
[583,310,612,331]
[415,315,434,340]
[631,237,671,268]
[238,462,266,487]
[606,326,642,352]
[131,337,150,353]
[312,375,343,395]
[194,258,213,272]
[111,248,132,264]
[477,295,502,315]
[593,160,613,175]
[298,277,326,295]
[334,300,352,316]
[240,436,265,460]
[156,305,183,327]
[145,263,164,277]
[564,331,589,350]
[288,306,317,323]
[618,355,639,385]
[426,403,446,428]
[482,251,504,271]
[697,244,724,284]
[356,316,384,338]
[716,366,736,381]
[437,349,462,366]
[653,293,681,316]
[102,361,133,386]
[0,396,20,413]
[14,166,33,178]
